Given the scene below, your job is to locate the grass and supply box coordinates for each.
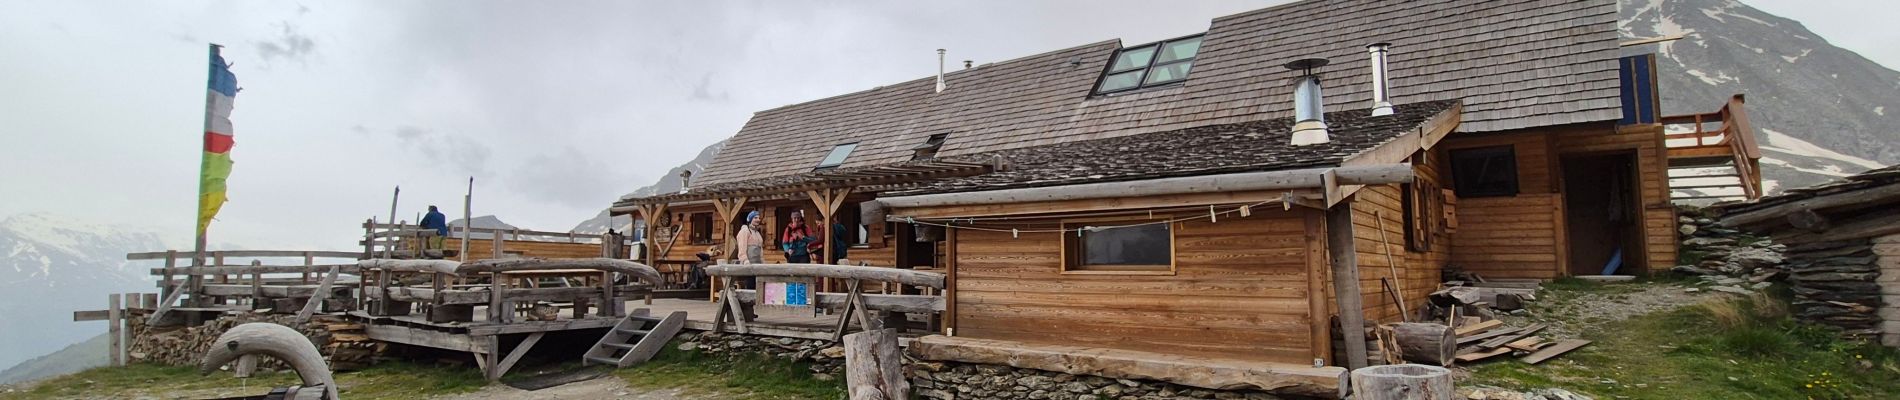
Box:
[614,345,846,399]
[0,362,484,400]
[1467,288,1900,399]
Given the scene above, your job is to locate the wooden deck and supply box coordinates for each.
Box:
[348,298,854,347]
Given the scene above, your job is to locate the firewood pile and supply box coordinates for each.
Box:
[127,311,383,371]
[1353,274,1589,367]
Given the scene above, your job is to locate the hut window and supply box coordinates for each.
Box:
[912,133,950,160]
[1093,35,1203,95]
[689,213,714,244]
[815,143,859,170]
[1061,220,1174,274]
[1448,146,1518,197]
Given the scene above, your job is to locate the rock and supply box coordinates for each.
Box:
[818,346,845,358]
[1671,265,1719,275]
[1683,237,1735,247]
[1064,381,1094,394]
[1684,288,1700,293]
[1679,216,1696,224]
[1537,388,1594,400]
[812,373,834,381]
[1678,224,1698,236]
[1710,286,1753,295]
[676,342,696,351]
[1713,277,1746,286]
[1727,248,1785,271]
[1696,218,1715,225]
[1750,282,1772,290]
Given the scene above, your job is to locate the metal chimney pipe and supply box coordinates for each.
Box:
[964,60,973,69]
[1366,42,1394,116]
[1285,58,1331,146]
[936,49,947,93]
[678,170,693,194]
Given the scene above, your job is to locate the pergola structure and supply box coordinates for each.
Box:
[610,157,997,270]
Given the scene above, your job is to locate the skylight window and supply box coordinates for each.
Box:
[1094,35,1203,94]
[911,133,949,160]
[815,143,858,170]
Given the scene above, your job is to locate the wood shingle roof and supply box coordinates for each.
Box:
[686,0,1619,188]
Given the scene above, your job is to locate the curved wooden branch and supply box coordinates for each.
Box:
[200,323,337,399]
[460,258,662,285]
[359,259,462,275]
[705,263,945,289]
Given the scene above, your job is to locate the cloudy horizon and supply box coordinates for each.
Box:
[3,0,1896,250]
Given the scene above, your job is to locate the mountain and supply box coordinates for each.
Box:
[572,140,725,234]
[0,213,166,375]
[0,333,107,385]
[1622,0,1900,192]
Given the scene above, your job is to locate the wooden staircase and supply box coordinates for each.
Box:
[1665,95,1763,202]
[583,309,687,367]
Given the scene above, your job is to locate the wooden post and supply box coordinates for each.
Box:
[490,272,511,324]
[107,294,122,367]
[249,260,264,303]
[142,293,158,310]
[160,250,177,300]
[301,251,314,284]
[601,270,618,316]
[1326,204,1369,369]
[364,218,376,259]
[491,226,504,260]
[843,328,908,400]
[1350,364,1452,400]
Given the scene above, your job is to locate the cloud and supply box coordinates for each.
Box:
[254,21,316,65]
[508,147,631,209]
[357,125,492,177]
[690,71,729,102]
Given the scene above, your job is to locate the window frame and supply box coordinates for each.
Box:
[1059,217,1177,275]
[689,212,715,245]
[814,142,859,171]
[911,133,950,160]
[1090,34,1206,96]
[1448,145,1520,198]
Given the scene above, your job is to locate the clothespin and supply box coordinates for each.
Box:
[1209,205,1218,223]
[1240,205,1252,217]
[1011,228,1019,238]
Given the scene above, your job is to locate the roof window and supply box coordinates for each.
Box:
[1094,35,1203,95]
[815,143,858,170]
[911,133,950,160]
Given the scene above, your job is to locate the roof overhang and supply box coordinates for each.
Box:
[609,158,996,212]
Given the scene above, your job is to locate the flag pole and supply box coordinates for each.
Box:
[461,177,473,262]
[385,186,400,259]
[189,43,223,309]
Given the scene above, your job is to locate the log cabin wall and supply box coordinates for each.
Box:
[950,208,1321,364]
[1348,171,1453,323]
[1551,123,1678,273]
[1436,132,1565,280]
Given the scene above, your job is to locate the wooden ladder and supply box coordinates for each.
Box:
[583,309,687,368]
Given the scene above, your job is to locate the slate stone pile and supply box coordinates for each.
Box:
[1671,206,1786,295]
[127,313,377,371]
[909,360,1286,400]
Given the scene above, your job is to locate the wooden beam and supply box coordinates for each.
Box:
[876,165,1413,210]
[705,263,945,289]
[126,250,361,260]
[1303,211,1332,365]
[1325,202,1368,369]
[1719,184,1900,227]
[727,290,943,313]
[1620,33,1686,47]
[294,265,342,324]
[489,332,544,381]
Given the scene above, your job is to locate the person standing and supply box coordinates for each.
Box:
[830,218,849,263]
[781,211,816,263]
[419,205,449,251]
[732,211,767,290]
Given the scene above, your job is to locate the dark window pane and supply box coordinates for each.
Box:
[1449,146,1519,197]
[1097,70,1145,92]
[1144,60,1193,84]
[1155,37,1202,63]
[1108,45,1157,73]
[1080,224,1170,266]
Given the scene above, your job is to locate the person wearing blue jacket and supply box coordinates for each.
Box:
[420,205,448,250]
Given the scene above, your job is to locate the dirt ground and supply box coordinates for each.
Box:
[438,377,708,400]
[1494,281,1715,339]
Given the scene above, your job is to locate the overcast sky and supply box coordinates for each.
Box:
[1,0,1895,250]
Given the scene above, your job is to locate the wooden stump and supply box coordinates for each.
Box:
[1390,322,1455,366]
[1350,364,1452,400]
[843,328,907,400]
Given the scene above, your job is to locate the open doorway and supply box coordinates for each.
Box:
[1561,152,1646,276]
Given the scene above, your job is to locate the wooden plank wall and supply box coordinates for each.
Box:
[952,210,1319,364]
[445,238,618,259]
[1552,124,1677,273]
[1875,233,1900,347]
[1438,133,1566,280]
[1348,184,1452,322]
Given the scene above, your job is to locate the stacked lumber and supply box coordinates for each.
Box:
[319,320,383,370]
[1445,318,1590,365]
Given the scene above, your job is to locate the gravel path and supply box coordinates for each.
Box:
[1494,281,1715,340]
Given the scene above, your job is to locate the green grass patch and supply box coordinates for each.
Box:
[615,345,845,399]
[1467,292,1900,399]
[0,362,483,400]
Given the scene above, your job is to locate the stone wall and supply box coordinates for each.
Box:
[1874,233,1900,347]
[672,330,845,379]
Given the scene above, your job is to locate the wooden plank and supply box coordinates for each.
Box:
[1455,327,1520,345]
[1453,320,1503,337]
[1478,324,1546,349]
[73,310,108,321]
[728,290,943,313]
[363,324,483,352]
[1519,339,1590,364]
[107,294,121,367]
[1453,347,1513,363]
[128,250,362,260]
[489,332,544,381]
[295,265,343,323]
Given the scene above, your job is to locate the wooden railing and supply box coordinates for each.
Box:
[124,249,363,326]
[1662,94,1764,200]
[356,258,660,324]
[705,262,946,340]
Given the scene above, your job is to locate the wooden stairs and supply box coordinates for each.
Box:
[583,309,687,367]
[1664,95,1763,202]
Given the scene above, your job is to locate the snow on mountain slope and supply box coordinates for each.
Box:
[1623,0,1900,193]
[0,213,168,375]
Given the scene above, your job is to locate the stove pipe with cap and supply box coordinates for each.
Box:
[1285,58,1330,146]
[1367,42,1395,116]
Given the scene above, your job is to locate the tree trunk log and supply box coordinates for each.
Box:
[1390,322,1456,366]
[843,328,907,400]
[1349,364,1452,400]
